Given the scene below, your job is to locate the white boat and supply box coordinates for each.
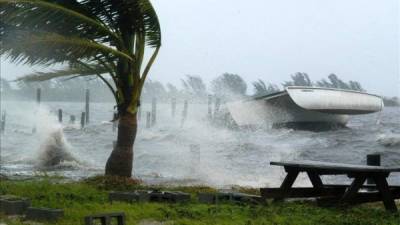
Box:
[226,86,384,128]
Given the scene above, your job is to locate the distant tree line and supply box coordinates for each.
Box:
[1,73,398,106]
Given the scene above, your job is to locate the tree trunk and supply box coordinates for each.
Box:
[105,112,137,177]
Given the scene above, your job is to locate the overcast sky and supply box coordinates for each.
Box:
[1,0,399,97]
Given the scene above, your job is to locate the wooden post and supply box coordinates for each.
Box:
[70,115,76,124]
[207,95,212,120]
[85,89,90,123]
[58,109,62,123]
[214,98,221,116]
[146,112,151,128]
[171,98,176,118]
[181,100,188,127]
[36,88,41,105]
[151,98,157,126]
[189,144,200,175]
[81,112,86,129]
[0,111,6,133]
[112,113,118,132]
[367,154,381,185]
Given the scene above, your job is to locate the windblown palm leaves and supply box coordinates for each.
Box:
[0,0,161,114]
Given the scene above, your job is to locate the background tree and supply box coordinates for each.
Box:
[181,75,207,99]
[166,83,180,99]
[211,73,247,100]
[327,74,349,89]
[142,80,167,102]
[1,0,162,177]
[315,74,365,92]
[348,81,364,92]
[283,72,312,87]
[252,79,280,96]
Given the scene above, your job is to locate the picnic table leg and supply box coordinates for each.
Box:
[274,169,299,201]
[373,176,397,212]
[307,172,324,189]
[340,176,366,204]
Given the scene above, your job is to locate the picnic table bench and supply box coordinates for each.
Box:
[260,160,400,212]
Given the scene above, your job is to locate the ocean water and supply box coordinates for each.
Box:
[0,100,399,188]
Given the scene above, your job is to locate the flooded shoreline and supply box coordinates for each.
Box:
[1,100,399,188]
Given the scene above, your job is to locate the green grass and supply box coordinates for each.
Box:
[0,177,399,225]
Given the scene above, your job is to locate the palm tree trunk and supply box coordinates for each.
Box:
[105,112,137,177]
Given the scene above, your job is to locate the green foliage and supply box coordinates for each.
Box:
[252,79,280,96]
[315,74,365,92]
[211,73,247,100]
[0,0,162,113]
[0,179,399,225]
[182,75,207,98]
[283,72,365,92]
[283,72,313,87]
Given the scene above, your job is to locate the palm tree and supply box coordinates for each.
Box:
[0,0,162,177]
[211,73,247,100]
[252,79,280,96]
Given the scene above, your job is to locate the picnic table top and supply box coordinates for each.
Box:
[271,160,400,173]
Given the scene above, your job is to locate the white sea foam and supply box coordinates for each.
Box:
[1,101,399,187]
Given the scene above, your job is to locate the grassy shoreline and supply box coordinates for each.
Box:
[0,176,399,225]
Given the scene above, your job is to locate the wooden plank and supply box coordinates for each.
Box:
[261,187,346,199]
[318,188,400,206]
[340,176,366,203]
[306,172,324,189]
[271,161,400,173]
[274,169,299,201]
[325,184,400,190]
[373,176,398,212]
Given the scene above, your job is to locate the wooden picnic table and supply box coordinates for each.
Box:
[261,160,400,212]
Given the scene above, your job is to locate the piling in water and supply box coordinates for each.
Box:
[36,88,41,105]
[80,112,86,129]
[171,98,176,118]
[70,115,76,124]
[58,109,62,123]
[181,100,188,127]
[367,154,381,185]
[146,112,151,128]
[189,144,201,175]
[0,111,6,133]
[85,89,90,124]
[208,95,212,120]
[151,98,157,126]
[214,98,221,117]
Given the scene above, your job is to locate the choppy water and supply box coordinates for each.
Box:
[0,100,399,188]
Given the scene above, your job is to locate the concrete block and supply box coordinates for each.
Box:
[109,191,150,204]
[149,191,190,203]
[198,193,216,204]
[198,192,261,204]
[25,207,64,221]
[231,193,262,204]
[0,197,30,215]
[84,212,125,225]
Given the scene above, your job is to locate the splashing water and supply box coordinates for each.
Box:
[0,101,399,188]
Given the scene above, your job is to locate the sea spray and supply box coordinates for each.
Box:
[1,101,399,186]
[377,133,400,147]
[30,106,79,168]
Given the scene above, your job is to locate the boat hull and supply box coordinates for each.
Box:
[227,94,350,127]
[226,87,383,128]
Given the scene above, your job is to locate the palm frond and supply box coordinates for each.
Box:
[15,65,109,83]
[2,31,133,65]
[0,0,122,45]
